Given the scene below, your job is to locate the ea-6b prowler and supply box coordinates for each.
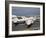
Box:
[12,15,38,26]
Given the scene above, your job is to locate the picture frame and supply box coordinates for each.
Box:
[5,1,45,37]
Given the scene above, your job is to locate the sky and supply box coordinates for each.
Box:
[12,7,40,16]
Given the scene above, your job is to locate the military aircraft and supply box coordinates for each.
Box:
[12,15,37,26]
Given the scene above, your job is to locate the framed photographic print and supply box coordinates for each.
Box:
[5,1,45,37]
